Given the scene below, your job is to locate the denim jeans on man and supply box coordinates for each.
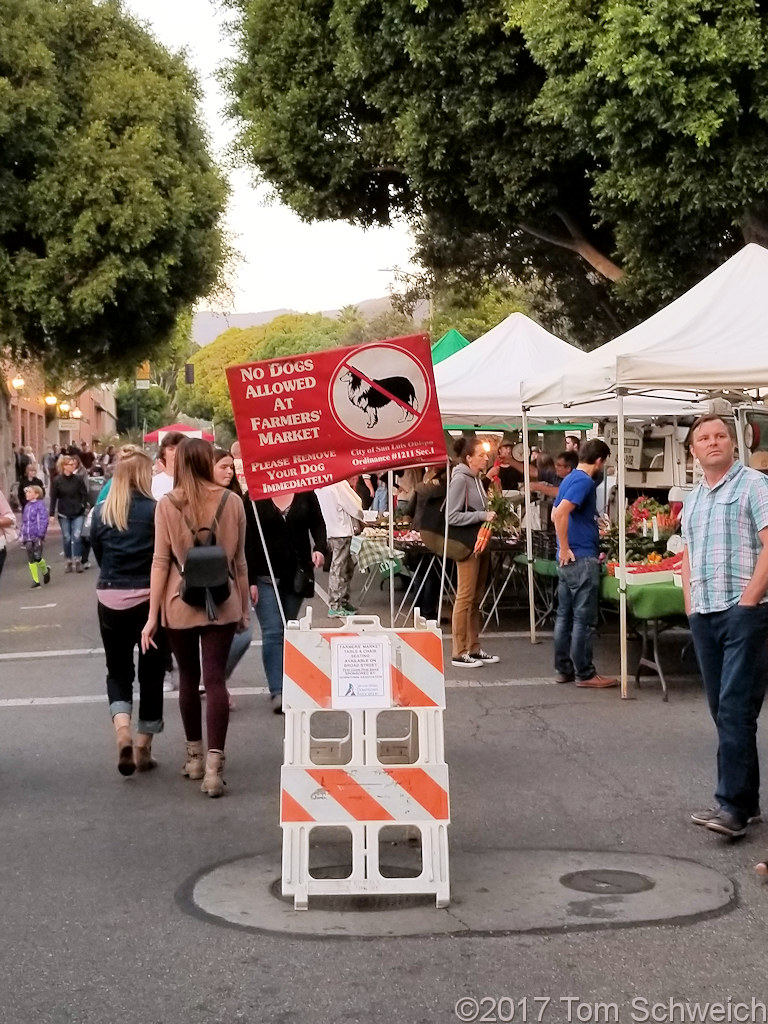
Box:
[58,514,84,560]
[688,603,768,823]
[554,557,601,681]
[254,576,303,696]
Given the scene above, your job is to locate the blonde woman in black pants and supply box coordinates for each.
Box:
[90,451,165,775]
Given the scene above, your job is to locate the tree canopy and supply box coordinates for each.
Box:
[177,313,349,427]
[223,0,768,342]
[0,0,228,379]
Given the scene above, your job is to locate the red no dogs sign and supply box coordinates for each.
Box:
[226,334,447,499]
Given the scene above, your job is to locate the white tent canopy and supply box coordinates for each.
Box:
[434,312,584,425]
[522,243,768,409]
[436,311,708,423]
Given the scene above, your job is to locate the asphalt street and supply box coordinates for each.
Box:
[1,534,767,1024]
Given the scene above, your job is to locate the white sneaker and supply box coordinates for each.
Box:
[163,677,176,693]
[451,653,482,668]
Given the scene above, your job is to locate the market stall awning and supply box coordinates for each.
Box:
[431,329,470,364]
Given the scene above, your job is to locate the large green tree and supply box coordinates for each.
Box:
[176,313,348,427]
[512,0,768,307]
[0,0,227,380]
[223,0,768,342]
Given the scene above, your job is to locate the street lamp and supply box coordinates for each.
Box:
[45,394,58,406]
[71,407,83,419]
[10,375,25,446]
[59,400,70,414]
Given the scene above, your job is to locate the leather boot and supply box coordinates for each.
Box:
[134,734,157,772]
[181,740,204,780]
[200,749,226,798]
[115,722,135,777]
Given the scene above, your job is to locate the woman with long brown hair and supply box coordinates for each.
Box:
[91,451,165,775]
[141,439,249,797]
[447,437,499,668]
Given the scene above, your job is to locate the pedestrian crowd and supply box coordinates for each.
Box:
[3,418,768,880]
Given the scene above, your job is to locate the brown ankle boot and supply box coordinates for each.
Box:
[181,740,204,780]
[200,749,226,798]
[134,735,157,772]
[115,725,135,776]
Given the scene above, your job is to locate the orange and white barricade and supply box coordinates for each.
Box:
[280,610,450,910]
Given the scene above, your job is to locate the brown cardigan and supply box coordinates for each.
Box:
[152,487,249,629]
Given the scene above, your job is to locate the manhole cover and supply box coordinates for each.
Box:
[269,867,434,911]
[559,869,655,895]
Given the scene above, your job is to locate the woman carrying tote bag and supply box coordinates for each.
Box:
[447,437,499,669]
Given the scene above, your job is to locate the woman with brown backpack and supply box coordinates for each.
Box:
[141,438,249,797]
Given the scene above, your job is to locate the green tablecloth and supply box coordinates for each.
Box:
[600,576,685,619]
[513,554,560,578]
[515,555,685,619]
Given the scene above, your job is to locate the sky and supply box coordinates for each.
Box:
[122,0,416,315]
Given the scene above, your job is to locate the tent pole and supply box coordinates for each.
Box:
[521,409,537,644]
[437,457,450,627]
[252,501,286,629]
[388,469,395,627]
[616,392,629,699]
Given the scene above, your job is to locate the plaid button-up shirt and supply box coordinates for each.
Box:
[682,460,768,614]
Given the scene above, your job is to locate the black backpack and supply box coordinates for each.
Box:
[168,491,232,621]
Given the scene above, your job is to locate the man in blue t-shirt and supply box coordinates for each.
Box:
[551,438,614,688]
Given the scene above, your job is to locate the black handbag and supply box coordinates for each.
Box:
[419,485,479,562]
[420,524,478,562]
[292,567,310,595]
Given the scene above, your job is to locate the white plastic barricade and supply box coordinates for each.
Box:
[280,610,450,910]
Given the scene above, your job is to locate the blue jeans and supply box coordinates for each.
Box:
[254,577,303,696]
[554,557,601,681]
[58,514,84,560]
[225,610,254,681]
[688,603,768,822]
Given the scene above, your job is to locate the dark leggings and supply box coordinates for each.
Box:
[166,624,237,751]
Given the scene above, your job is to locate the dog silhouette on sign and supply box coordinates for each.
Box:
[339,369,419,429]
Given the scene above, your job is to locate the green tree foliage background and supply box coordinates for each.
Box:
[0,0,228,380]
[222,0,768,344]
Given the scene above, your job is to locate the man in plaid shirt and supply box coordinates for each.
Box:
[682,415,768,839]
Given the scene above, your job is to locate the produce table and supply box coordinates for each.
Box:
[393,539,456,625]
[515,561,690,699]
[479,537,526,631]
[599,576,688,701]
[513,554,559,626]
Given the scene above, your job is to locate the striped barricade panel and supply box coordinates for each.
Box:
[282,625,445,710]
[280,764,450,825]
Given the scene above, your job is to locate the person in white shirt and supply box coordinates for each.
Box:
[316,479,363,616]
[151,432,185,500]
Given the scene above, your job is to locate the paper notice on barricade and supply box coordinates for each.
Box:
[330,635,392,708]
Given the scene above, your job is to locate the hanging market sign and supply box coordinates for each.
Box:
[226,334,447,498]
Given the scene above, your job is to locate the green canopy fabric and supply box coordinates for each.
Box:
[431,329,470,364]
